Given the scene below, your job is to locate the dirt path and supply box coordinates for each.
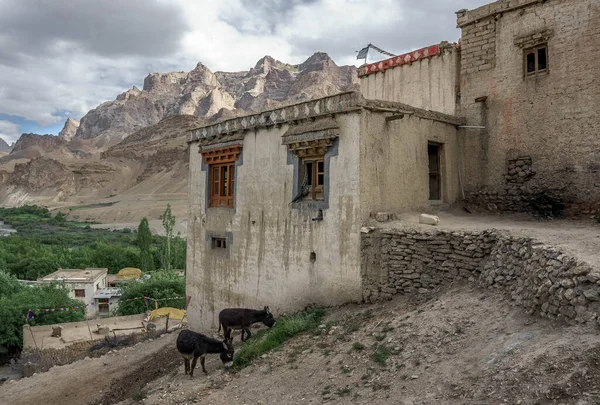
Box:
[0,332,179,405]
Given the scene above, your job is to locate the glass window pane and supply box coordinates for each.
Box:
[222,166,228,196]
[538,47,547,70]
[317,160,324,173]
[526,52,536,73]
[213,167,219,195]
[317,174,324,185]
[305,161,313,185]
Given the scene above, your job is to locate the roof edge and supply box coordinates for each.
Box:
[358,42,458,78]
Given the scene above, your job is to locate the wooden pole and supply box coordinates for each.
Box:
[165,314,170,333]
[85,320,94,341]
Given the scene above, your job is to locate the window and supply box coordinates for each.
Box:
[299,158,325,201]
[74,289,85,298]
[210,163,235,207]
[212,237,227,250]
[201,145,242,208]
[525,45,548,76]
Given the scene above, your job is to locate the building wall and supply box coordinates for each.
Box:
[187,113,364,330]
[360,47,460,116]
[458,0,600,210]
[359,110,462,215]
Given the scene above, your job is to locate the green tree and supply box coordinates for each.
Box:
[160,204,176,271]
[115,271,185,316]
[0,271,85,351]
[137,217,155,272]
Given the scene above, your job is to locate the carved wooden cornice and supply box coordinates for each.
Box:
[200,144,242,164]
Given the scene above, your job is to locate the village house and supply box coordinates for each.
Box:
[38,268,108,319]
[185,0,600,329]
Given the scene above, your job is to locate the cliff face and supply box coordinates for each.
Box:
[57,118,80,141]
[73,53,358,143]
[0,138,11,153]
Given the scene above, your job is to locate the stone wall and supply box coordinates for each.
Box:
[362,228,600,326]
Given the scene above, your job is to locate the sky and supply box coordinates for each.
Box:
[0,0,490,144]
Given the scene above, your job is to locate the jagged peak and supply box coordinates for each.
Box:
[250,55,286,75]
[298,52,337,71]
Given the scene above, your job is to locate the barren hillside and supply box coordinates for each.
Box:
[3,283,600,405]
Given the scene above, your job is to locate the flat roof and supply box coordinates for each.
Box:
[39,268,108,283]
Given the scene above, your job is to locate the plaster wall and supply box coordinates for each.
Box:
[458,0,600,205]
[360,49,460,116]
[359,111,462,216]
[186,113,364,330]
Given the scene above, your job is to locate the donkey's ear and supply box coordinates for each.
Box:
[223,342,228,350]
[264,306,270,313]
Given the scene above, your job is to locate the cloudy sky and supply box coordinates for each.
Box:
[0,0,489,144]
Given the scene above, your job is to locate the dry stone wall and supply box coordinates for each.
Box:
[362,228,600,326]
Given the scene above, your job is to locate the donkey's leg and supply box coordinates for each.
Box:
[200,355,207,374]
[184,358,190,374]
[242,327,251,341]
[190,356,198,378]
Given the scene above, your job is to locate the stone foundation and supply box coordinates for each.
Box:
[362,228,600,326]
[465,156,599,217]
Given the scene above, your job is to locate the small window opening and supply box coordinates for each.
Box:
[525,44,548,76]
[74,289,86,298]
[212,237,227,250]
[310,251,316,262]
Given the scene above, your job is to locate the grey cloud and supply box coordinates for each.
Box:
[220,0,319,35]
[0,0,190,59]
[221,0,491,63]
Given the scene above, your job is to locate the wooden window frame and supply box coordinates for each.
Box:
[300,156,325,201]
[74,289,86,298]
[210,163,235,208]
[200,145,241,209]
[524,44,548,77]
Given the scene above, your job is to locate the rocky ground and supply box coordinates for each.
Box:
[3,283,600,405]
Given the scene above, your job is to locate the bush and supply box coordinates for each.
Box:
[0,271,85,351]
[233,307,326,369]
[115,271,186,316]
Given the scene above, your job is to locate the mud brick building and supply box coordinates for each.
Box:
[185,0,600,328]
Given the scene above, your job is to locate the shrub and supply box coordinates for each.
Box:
[115,271,185,316]
[233,307,326,369]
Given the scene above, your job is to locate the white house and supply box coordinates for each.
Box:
[38,268,108,319]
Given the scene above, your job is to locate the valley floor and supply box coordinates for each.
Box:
[3,283,600,405]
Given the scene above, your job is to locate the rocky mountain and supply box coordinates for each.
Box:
[0,137,11,153]
[73,53,358,144]
[0,52,358,217]
[10,133,67,154]
[58,118,80,141]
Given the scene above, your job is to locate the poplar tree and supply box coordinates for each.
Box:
[137,217,154,272]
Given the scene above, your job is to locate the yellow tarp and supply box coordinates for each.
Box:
[116,267,142,280]
[148,307,186,321]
